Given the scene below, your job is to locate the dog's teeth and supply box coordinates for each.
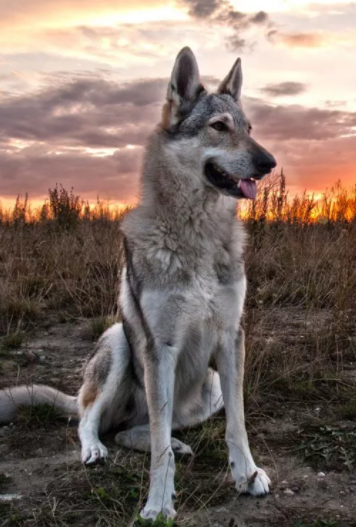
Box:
[237,180,241,188]
[213,165,236,182]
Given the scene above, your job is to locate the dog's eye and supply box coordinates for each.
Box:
[210,121,228,132]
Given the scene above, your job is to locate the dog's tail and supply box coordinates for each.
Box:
[0,385,78,424]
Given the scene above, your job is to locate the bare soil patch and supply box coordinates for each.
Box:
[1,317,356,527]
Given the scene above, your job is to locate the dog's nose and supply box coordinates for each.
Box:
[254,151,277,174]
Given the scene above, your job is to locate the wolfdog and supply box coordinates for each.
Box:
[0,47,276,520]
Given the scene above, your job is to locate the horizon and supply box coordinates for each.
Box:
[1,0,355,204]
[2,175,355,225]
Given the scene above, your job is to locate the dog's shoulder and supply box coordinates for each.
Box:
[121,207,187,284]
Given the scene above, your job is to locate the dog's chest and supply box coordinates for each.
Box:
[189,254,245,331]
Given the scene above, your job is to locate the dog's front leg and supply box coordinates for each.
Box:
[216,327,270,496]
[140,344,177,520]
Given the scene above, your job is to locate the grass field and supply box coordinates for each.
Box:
[0,175,356,526]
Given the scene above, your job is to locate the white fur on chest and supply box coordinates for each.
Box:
[140,273,245,349]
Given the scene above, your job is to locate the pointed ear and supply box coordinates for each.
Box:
[162,47,204,128]
[217,58,242,101]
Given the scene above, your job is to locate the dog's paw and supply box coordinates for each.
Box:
[171,437,193,455]
[141,460,176,520]
[81,441,108,465]
[140,484,176,521]
[140,504,176,521]
[235,468,271,496]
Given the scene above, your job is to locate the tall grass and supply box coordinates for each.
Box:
[1,176,355,413]
[241,171,356,224]
[0,186,127,334]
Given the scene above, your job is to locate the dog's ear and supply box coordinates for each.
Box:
[162,47,204,128]
[217,57,242,101]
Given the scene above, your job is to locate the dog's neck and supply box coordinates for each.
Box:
[121,131,245,275]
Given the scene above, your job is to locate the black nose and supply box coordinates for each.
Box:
[254,151,277,175]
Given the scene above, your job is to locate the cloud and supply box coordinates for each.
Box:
[269,135,356,193]
[246,98,356,141]
[0,75,165,199]
[261,82,307,98]
[325,100,347,108]
[0,146,143,200]
[0,1,165,30]
[0,77,168,148]
[0,22,188,72]
[182,0,221,18]
[0,74,219,149]
[267,30,327,48]
[245,97,356,191]
[180,0,269,50]
[0,3,184,70]
[1,74,356,200]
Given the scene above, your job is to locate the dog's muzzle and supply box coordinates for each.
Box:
[204,152,276,200]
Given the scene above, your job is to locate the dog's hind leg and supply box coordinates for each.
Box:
[173,368,223,429]
[115,425,193,455]
[115,369,222,455]
[78,323,131,464]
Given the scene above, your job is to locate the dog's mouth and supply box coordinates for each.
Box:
[204,161,257,200]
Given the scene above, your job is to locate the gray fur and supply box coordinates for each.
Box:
[85,335,113,387]
[0,47,276,521]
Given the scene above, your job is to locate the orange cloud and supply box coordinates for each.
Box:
[267,30,328,48]
[0,3,187,66]
[0,1,169,30]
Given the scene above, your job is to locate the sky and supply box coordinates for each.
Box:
[0,0,355,206]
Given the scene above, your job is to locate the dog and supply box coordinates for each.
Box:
[0,47,276,521]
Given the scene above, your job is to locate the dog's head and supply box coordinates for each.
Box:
[161,47,276,200]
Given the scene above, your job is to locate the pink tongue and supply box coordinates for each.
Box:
[240,179,257,200]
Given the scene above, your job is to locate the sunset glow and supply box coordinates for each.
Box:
[0,0,355,204]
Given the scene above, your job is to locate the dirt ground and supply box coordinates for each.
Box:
[0,319,356,527]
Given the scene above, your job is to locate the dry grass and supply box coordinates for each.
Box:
[1,177,356,408]
[1,177,356,526]
[0,188,126,335]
